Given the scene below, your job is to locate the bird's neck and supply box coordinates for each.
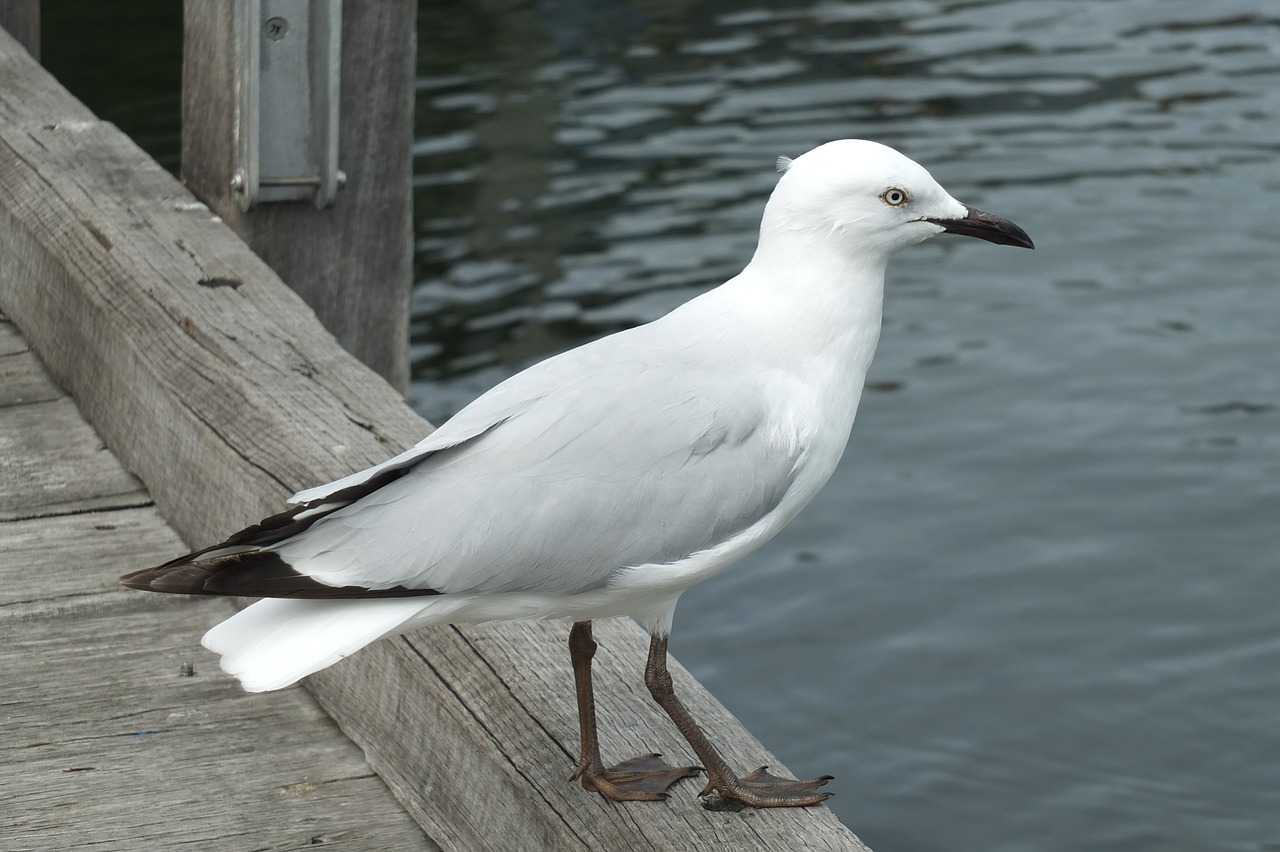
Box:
[723,231,888,379]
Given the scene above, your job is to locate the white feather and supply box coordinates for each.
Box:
[203,598,437,692]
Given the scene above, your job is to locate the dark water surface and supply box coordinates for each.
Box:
[45,1,1279,849]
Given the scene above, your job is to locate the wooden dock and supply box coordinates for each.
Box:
[0,315,434,850]
[0,20,868,852]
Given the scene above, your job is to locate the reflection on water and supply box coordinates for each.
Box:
[412,2,1280,850]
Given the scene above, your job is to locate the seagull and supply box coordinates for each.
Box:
[121,139,1033,808]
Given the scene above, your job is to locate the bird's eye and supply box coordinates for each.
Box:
[881,187,909,207]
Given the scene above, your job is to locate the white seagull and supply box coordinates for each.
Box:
[122,139,1033,808]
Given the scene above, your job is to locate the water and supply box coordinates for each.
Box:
[46,1,1280,849]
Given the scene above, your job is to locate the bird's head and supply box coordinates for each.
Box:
[764,139,1034,261]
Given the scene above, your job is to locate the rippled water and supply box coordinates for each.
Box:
[47,1,1280,849]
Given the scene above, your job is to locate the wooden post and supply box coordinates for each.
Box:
[0,0,38,60]
[181,0,415,392]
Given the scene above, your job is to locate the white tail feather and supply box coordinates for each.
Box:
[202,598,438,692]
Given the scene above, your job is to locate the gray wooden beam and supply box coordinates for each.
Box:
[181,0,415,392]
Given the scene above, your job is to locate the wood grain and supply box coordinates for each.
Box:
[0,395,148,520]
[0,319,436,850]
[0,26,870,851]
[0,331,62,406]
[1,600,436,851]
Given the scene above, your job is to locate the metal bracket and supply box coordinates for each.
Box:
[231,0,344,210]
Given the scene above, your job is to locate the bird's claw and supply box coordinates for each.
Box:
[575,753,702,802]
[699,765,833,809]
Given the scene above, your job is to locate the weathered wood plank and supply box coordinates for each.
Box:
[0,26,868,851]
[1,601,434,851]
[0,397,148,520]
[0,506,181,616]
[0,106,422,531]
[0,324,129,531]
[1,311,30,353]
[0,319,437,850]
[0,322,62,406]
[181,1,415,391]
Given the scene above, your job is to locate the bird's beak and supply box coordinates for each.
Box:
[925,206,1035,249]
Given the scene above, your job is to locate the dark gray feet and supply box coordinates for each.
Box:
[575,753,702,801]
[700,765,833,809]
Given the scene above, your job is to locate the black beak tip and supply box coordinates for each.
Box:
[1004,221,1035,251]
[928,206,1035,250]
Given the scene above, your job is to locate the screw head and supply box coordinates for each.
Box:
[264,16,288,41]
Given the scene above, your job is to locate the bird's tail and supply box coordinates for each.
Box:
[202,596,447,692]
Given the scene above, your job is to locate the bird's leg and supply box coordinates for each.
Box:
[568,621,701,801]
[643,633,833,808]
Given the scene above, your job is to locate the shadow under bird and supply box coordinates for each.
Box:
[122,139,1033,808]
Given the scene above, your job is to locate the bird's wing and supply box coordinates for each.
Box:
[275,359,809,597]
[289,319,671,505]
[123,321,816,600]
[289,391,543,505]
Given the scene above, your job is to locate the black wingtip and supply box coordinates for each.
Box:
[121,550,442,599]
[119,556,257,596]
[121,458,442,599]
[119,563,213,593]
